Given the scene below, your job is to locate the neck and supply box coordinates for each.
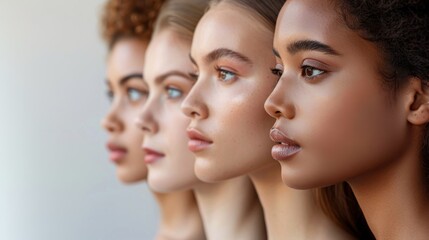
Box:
[153,190,206,240]
[349,135,429,240]
[194,176,266,240]
[250,163,355,240]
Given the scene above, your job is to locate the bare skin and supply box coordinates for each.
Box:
[153,191,205,240]
[181,3,354,239]
[139,30,266,240]
[266,0,429,239]
[194,176,266,240]
[103,38,205,240]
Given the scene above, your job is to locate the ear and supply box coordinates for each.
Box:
[407,77,429,125]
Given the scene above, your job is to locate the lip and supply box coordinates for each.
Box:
[269,128,301,161]
[106,143,127,163]
[186,128,213,152]
[142,147,165,164]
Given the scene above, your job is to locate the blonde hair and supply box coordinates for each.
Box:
[153,0,209,41]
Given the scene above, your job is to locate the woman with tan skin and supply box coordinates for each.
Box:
[265,0,429,239]
[137,0,266,239]
[181,0,363,239]
[100,1,205,239]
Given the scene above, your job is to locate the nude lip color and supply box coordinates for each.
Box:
[107,143,127,163]
[269,128,301,161]
[187,128,213,152]
[143,147,165,164]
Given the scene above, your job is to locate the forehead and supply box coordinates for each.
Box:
[191,2,273,59]
[107,38,147,77]
[275,0,344,45]
[144,30,192,79]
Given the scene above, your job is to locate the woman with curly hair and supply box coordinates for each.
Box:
[100,0,205,239]
[266,0,429,239]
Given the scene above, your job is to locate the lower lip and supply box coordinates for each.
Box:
[188,139,212,152]
[144,154,164,164]
[109,150,126,163]
[271,144,301,161]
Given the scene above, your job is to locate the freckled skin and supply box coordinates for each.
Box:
[102,38,149,183]
[182,3,278,182]
[139,30,202,192]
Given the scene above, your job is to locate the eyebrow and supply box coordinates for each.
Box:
[105,73,143,86]
[119,73,143,85]
[287,40,340,56]
[204,48,253,65]
[154,70,195,84]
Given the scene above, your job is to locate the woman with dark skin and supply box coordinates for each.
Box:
[266,0,429,239]
[181,0,369,238]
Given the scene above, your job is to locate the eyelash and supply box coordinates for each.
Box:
[214,66,238,83]
[270,68,283,78]
[165,85,183,99]
[127,88,148,102]
[300,65,326,80]
[106,90,114,101]
[270,65,327,81]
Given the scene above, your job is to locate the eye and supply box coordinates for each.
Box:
[127,88,147,102]
[301,66,325,79]
[215,66,237,83]
[106,90,114,101]
[189,72,199,81]
[165,86,183,99]
[270,64,284,78]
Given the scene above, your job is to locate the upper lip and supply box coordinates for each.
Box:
[142,147,165,156]
[106,142,127,152]
[269,128,299,146]
[186,128,213,143]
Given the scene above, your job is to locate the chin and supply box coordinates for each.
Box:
[194,159,237,183]
[147,175,195,193]
[116,169,147,184]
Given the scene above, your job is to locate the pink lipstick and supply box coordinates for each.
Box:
[143,147,165,164]
[269,128,301,161]
[107,143,127,163]
[187,128,213,152]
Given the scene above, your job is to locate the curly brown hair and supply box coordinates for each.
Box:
[101,0,165,49]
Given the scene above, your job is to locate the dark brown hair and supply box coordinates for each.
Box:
[101,0,165,49]
[334,0,429,187]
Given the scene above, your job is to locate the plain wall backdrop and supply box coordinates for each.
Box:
[0,0,159,239]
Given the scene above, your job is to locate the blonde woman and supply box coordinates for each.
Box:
[100,1,204,239]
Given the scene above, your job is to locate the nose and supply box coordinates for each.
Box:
[136,96,159,135]
[181,80,209,120]
[101,100,124,133]
[264,77,296,120]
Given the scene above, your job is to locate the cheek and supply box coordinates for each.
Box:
[299,85,405,178]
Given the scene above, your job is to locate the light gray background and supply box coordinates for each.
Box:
[0,0,159,239]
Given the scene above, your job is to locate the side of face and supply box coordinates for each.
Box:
[265,0,412,189]
[138,30,201,192]
[181,3,278,182]
[102,38,149,183]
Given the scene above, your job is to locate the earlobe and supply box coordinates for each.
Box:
[407,78,429,125]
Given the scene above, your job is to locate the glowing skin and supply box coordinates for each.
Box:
[102,38,148,183]
[137,30,201,193]
[265,0,409,189]
[181,2,278,182]
[139,27,266,240]
[266,1,429,239]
